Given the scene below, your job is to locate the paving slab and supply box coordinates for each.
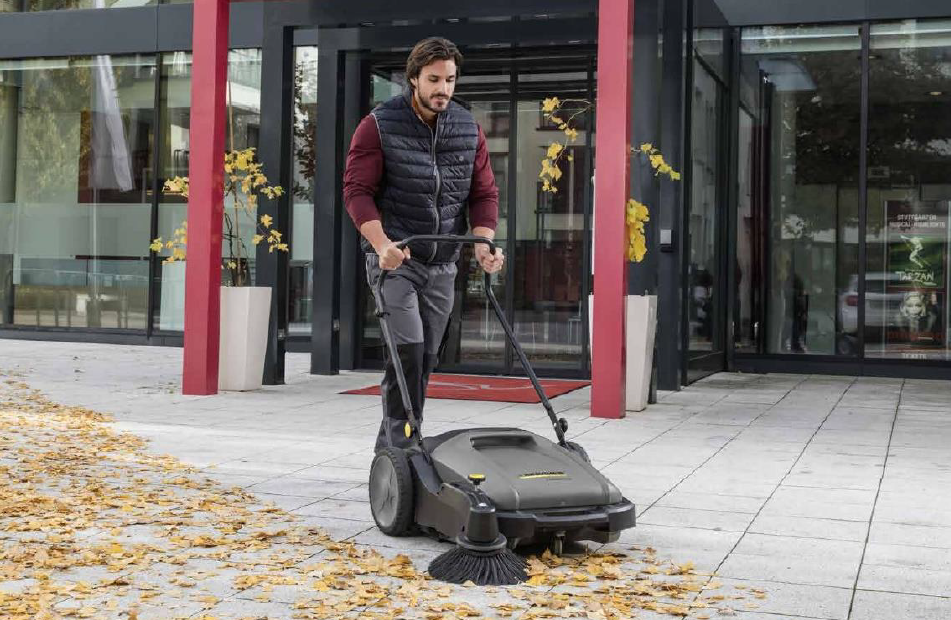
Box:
[850,590,951,620]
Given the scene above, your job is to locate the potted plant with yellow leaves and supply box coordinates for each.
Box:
[151,148,287,391]
[540,97,680,411]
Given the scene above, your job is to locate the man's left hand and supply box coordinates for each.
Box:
[475,243,504,274]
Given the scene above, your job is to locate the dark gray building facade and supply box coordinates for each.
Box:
[1,0,950,388]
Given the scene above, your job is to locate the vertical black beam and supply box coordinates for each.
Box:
[759,78,774,355]
[338,52,365,371]
[680,4,695,384]
[628,0,662,297]
[311,45,344,374]
[146,52,165,340]
[580,56,595,376]
[256,16,294,384]
[656,0,689,390]
[504,55,518,374]
[857,22,870,364]
[724,28,741,370]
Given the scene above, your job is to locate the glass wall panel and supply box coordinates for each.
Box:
[734,106,759,352]
[17,0,155,10]
[0,55,156,329]
[151,49,262,331]
[513,69,591,370]
[687,58,723,355]
[866,20,951,361]
[442,97,510,367]
[741,25,862,355]
[288,45,318,335]
[694,28,726,82]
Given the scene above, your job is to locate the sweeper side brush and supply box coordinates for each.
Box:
[427,476,526,585]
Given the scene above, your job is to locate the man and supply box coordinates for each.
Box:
[343,37,504,451]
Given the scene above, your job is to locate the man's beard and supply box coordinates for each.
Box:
[418,91,449,113]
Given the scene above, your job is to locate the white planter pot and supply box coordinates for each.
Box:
[624,294,657,412]
[158,261,186,331]
[588,293,658,412]
[218,286,272,391]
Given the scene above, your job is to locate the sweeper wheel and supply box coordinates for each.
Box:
[369,447,414,536]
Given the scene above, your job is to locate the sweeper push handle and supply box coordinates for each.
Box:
[380,234,567,449]
[370,274,422,450]
[480,256,568,448]
[371,236,498,449]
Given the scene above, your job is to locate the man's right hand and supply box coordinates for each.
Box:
[378,241,411,270]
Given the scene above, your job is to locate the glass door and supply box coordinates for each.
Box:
[356,49,596,377]
[865,19,951,362]
[738,24,863,357]
[511,58,594,373]
[686,50,729,379]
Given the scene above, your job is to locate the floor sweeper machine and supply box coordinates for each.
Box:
[367,235,636,585]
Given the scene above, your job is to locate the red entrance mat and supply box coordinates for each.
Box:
[342,373,590,404]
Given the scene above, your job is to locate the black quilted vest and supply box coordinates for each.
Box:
[367,91,479,264]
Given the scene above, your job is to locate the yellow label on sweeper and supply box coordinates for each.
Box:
[518,471,567,480]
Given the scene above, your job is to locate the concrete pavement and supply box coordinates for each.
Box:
[1,339,950,619]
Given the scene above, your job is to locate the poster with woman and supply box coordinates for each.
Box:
[884,200,948,359]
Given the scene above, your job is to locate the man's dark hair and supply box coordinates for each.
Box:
[406,37,463,88]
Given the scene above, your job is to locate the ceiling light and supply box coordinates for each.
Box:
[929,91,943,96]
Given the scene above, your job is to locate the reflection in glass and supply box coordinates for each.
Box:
[288,46,318,335]
[694,28,726,82]
[0,55,156,329]
[688,58,722,354]
[734,107,758,352]
[151,49,263,331]
[440,100,510,366]
[866,20,951,360]
[741,25,862,355]
[513,88,590,370]
[21,0,155,10]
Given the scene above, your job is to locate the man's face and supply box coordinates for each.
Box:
[411,60,456,114]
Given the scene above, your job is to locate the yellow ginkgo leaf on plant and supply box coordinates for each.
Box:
[149,239,163,252]
[539,159,552,179]
[260,214,273,228]
[252,234,264,245]
[546,143,563,159]
[541,97,560,113]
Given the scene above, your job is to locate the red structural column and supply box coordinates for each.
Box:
[182,0,230,395]
[591,0,634,418]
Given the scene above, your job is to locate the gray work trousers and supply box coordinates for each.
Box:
[365,255,457,451]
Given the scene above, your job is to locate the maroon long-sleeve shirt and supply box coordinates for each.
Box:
[343,114,499,233]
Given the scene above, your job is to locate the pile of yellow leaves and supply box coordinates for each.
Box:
[0,377,764,619]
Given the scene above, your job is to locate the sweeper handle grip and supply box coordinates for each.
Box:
[393,234,498,255]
